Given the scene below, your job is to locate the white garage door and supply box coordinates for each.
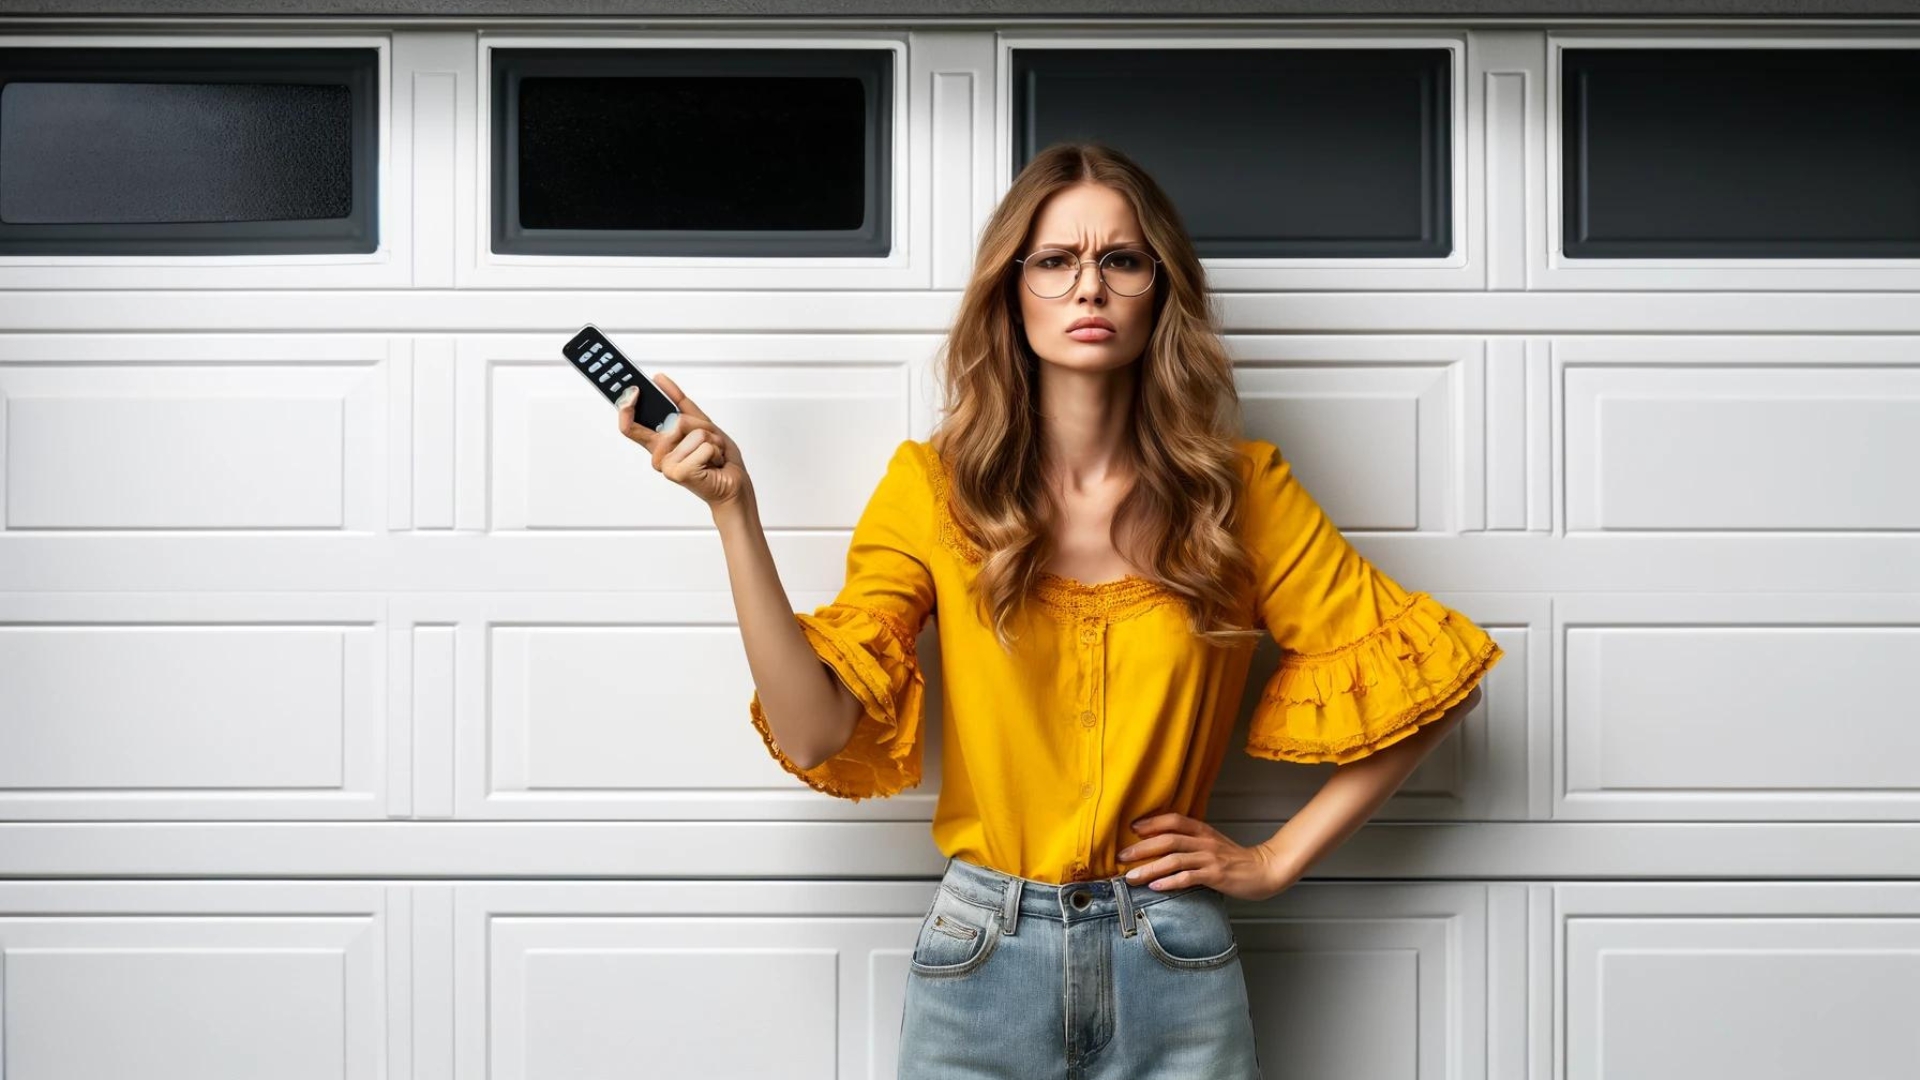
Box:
[1,11,1916,1080]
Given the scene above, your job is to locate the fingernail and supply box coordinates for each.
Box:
[615,386,638,410]
[659,412,679,433]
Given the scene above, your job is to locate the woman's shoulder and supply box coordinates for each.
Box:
[871,439,940,515]
[1232,436,1308,532]
[887,438,936,483]
[1232,436,1280,482]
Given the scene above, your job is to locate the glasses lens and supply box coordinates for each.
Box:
[1023,249,1078,298]
[1022,248,1157,297]
[1101,249,1155,296]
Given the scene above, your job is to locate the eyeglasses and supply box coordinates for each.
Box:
[1013,248,1161,298]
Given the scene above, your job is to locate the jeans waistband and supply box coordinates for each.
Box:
[939,854,1204,936]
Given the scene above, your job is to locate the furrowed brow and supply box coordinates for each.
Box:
[1034,241,1146,253]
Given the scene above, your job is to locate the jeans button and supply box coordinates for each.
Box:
[1070,890,1091,910]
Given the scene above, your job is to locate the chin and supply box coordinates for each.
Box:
[1035,349,1142,372]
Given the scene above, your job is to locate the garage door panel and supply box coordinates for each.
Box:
[1561,884,1920,1080]
[456,333,940,533]
[0,334,390,533]
[0,592,389,819]
[1559,592,1920,820]
[0,881,394,1080]
[1561,336,1920,533]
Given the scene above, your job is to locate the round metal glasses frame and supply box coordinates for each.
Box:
[1012,248,1163,298]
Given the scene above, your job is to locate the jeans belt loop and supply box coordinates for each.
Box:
[1000,875,1022,935]
[1115,874,1138,938]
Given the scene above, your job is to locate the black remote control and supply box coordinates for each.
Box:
[562,324,682,433]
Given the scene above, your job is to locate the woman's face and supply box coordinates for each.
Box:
[1015,183,1158,374]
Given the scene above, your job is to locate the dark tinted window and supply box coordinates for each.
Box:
[1011,47,1452,258]
[491,48,891,256]
[0,46,376,255]
[1562,47,1920,258]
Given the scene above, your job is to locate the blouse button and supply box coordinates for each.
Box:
[1079,782,1094,800]
[1078,709,1096,727]
[1079,627,1100,644]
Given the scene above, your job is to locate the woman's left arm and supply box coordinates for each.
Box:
[1254,683,1483,896]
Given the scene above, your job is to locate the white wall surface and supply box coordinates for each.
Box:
[1,15,1917,1080]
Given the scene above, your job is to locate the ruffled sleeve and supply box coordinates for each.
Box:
[1240,440,1505,765]
[748,439,935,801]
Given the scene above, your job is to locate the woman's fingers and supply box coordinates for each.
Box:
[665,427,707,465]
[665,436,720,486]
[615,386,655,446]
[610,371,747,508]
[652,416,701,465]
[651,373,711,423]
[660,417,731,464]
[646,417,690,466]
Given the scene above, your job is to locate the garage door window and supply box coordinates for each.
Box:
[489,47,893,257]
[0,46,377,256]
[1561,46,1920,258]
[1009,46,1453,259]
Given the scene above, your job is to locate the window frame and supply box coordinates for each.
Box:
[1010,43,1454,260]
[1539,31,1920,291]
[488,44,893,259]
[0,43,379,257]
[997,32,1473,293]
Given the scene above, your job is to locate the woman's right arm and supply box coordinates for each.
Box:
[618,372,927,796]
[713,495,861,770]
[614,371,859,771]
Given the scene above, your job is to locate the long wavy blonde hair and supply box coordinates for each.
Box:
[929,141,1263,654]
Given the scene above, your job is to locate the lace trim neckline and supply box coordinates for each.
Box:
[923,443,1180,623]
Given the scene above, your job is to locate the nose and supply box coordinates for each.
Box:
[1073,259,1108,303]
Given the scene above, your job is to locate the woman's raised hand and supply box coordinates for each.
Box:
[617,373,752,511]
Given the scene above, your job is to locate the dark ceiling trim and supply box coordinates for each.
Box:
[2,1,1918,17]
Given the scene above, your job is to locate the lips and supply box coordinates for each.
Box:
[1066,317,1115,341]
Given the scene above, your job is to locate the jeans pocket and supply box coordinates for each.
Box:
[1137,887,1239,972]
[909,885,1002,979]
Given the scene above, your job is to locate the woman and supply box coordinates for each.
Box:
[618,142,1504,1079]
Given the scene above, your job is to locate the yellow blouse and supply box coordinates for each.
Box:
[748,437,1505,886]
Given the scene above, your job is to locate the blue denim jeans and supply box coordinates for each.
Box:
[899,854,1263,1079]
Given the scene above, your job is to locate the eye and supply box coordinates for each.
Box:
[1107,253,1141,269]
[1034,255,1068,269]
